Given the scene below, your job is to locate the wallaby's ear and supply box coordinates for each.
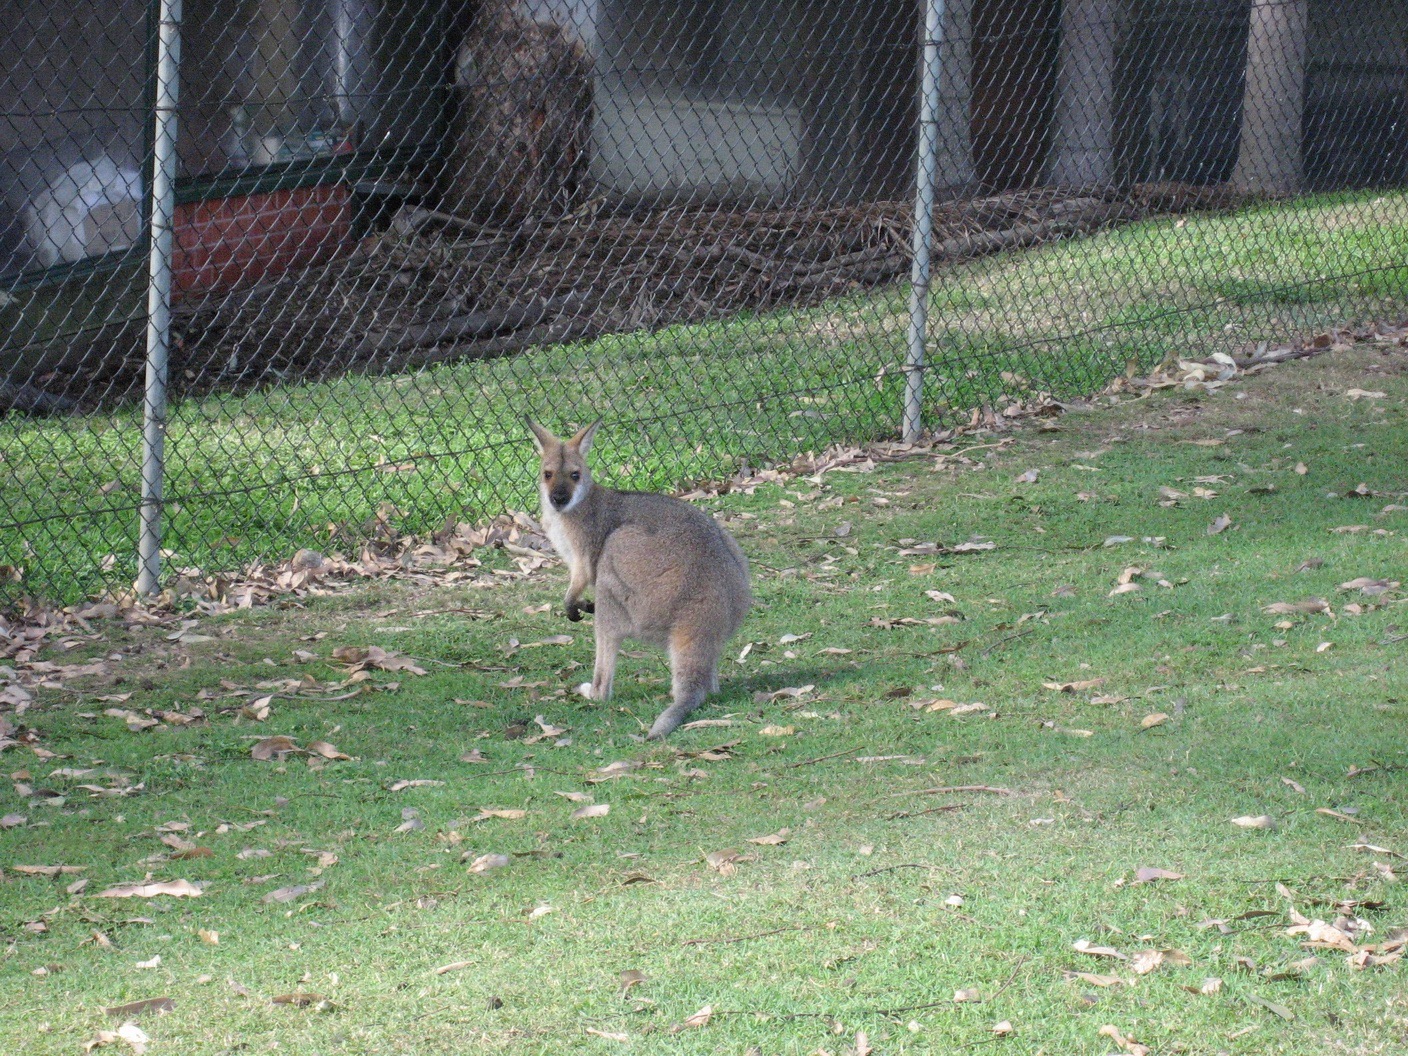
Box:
[569,418,603,456]
[526,417,557,455]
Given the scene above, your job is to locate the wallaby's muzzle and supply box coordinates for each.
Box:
[549,486,574,510]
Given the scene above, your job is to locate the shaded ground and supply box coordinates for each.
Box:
[9,188,1404,607]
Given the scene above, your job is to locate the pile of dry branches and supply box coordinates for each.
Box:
[21,183,1236,408]
[169,188,1152,390]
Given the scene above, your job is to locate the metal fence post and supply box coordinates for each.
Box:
[903,0,945,444]
[136,0,182,596]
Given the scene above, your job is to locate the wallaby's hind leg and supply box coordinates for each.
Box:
[577,626,621,701]
[646,631,720,740]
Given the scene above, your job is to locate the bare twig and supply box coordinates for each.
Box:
[681,924,813,947]
[852,863,952,879]
[888,785,1014,798]
[884,803,966,821]
[777,746,864,769]
[406,319,604,371]
[981,629,1035,657]
[987,954,1030,1003]
[352,291,585,357]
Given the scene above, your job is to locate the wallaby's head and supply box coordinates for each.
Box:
[527,418,600,514]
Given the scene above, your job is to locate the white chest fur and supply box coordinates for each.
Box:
[538,488,580,578]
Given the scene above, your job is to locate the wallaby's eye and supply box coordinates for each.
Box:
[543,470,553,481]
[570,471,581,481]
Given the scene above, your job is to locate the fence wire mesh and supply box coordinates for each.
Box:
[2,0,1406,605]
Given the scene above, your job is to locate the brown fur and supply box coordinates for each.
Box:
[527,418,750,739]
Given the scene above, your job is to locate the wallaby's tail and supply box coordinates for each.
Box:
[646,631,720,740]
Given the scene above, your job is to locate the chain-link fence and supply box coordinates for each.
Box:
[2,0,1405,605]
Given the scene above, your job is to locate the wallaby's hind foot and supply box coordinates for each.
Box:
[646,643,716,740]
[645,695,703,740]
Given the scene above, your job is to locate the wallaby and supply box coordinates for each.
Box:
[527,418,751,739]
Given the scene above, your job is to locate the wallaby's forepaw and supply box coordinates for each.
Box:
[565,599,595,622]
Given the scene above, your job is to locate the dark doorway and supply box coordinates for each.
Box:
[972,0,1060,190]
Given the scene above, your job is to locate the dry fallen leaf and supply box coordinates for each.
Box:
[1339,576,1398,595]
[261,881,324,904]
[1247,994,1294,1020]
[467,853,510,874]
[331,645,427,676]
[758,725,795,737]
[1134,866,1184,883]
[1208,513,1232,536]
[103,997,174,1018]
[1130,950,1164,975]
[1263,598,1330,615]
[754,685,815,704]
[1231,814,1278,830]
[585,1028,630,1042]
[745,828,790,846]
[250,736,300,761]
[96,880,203,899]
[1043,678,1105,693]
[571,803,610,820]
[1315,807,1360,824]
[1098,1023,1150,1056]
[305,740,350,761]
[1139,713,1169,730]
[1073,938,1126,960]
[271,992,329,1009]
[1063,970,1123,987]
[12,864,84,877]
[117,1023,151,1054]
[434,961,473,975]
[669,1005,713,1033]
[705,849,741,875]
[472,808,528,822]
[991,1020,1014,1037]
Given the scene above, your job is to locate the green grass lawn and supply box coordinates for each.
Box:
[2,341,1406,1053]
[4,189,1408,604]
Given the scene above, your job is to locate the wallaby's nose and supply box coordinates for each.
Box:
[550,487,572,509]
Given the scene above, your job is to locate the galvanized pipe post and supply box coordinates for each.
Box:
[903,0,945,443]
[136,0,182,596]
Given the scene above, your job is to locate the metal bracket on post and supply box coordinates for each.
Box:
[136,0,182,596]
[903,0,945,444]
